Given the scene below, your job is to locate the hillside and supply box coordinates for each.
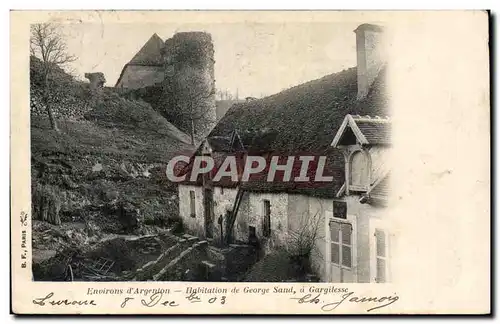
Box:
[30,56,195,280]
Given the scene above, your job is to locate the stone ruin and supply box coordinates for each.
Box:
[85,72,106,92]
[84,72,106,109]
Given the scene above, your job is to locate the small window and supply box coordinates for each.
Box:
[262,200,271,237]
[350,151,369,190]
[189,190,196,217]
[375,229,390,283]
[330,221,353,268]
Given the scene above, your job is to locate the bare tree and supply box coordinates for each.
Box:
[287,208,323,257]
[171,66,216,145]
[284,207,325,280]
[30,23,76,132]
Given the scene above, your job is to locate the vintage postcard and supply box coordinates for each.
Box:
[10,10,490,314]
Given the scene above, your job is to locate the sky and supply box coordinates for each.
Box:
[61,21,359,98]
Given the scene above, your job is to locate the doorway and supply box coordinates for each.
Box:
[203,188,214,238]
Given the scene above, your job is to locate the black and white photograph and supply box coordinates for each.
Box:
[30,19,391,283]
[10,10,490,315]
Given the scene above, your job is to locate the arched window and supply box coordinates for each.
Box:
[350,151,370,190]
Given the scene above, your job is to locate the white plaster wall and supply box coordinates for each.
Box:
[308,197,333,282]
[211,186,250,243]
[178,184,205,238]
[343,196,386,283]
[247,192,288,252]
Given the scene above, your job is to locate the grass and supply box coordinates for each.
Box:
[31,116,193,164]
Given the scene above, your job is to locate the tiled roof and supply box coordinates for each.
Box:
[368,171,390,198]
[353,116,391,145]
[179,66,388,198]
[206,136,232,152]
[331,114,391,147]
[128,33,165,66]
[114,34,165,88]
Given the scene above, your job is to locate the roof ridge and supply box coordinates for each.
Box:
[128,33,165,66]
[349,114,391,123]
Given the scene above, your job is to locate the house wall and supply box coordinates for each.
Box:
[308,197,333,282]
[210,187,250,243]
[179,185,252,243]
[342,196,385,283]
[285,193,386,283]
[211,186,237,242]
[178,184,205,238]
[179,183,386,283]
[286,195,333,282]
[246,192,288,253]
[116,65,165,89]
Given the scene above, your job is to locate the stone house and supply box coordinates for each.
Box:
[176,23,390,282]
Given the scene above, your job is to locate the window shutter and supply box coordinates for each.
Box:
[350,151,369,188]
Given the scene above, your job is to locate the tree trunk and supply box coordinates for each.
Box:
[45,104,59,132]
[43,70,59,132]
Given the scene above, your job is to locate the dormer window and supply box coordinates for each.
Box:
[331,114,391,198]
[349,150,370,191]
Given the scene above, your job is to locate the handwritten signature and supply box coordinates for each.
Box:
[33,292,97,306]
[291,292,399,312]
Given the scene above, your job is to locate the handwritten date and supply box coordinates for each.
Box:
[120,291,226,308]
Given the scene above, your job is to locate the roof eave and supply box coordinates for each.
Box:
[331,114,370,148]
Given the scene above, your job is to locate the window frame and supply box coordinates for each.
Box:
[346,148,372,193]
[329,220,353,270]
[325,210,358,282]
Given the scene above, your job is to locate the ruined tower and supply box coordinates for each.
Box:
[163,32,217,143]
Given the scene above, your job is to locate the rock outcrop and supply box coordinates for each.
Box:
[85,72,106,91]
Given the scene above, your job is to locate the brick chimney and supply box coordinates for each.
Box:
[355,24,386,100]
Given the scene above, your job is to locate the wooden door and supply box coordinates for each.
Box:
[204,188,214,238]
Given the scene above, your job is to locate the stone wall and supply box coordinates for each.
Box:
[154,240,209,281]
[178,184,206,238]
[30,85,93,121]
